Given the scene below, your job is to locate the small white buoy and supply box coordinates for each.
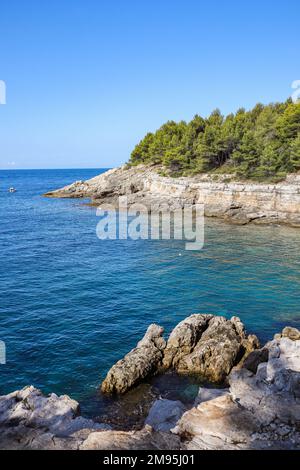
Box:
[8,187,16,193]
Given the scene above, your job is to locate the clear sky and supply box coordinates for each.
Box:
[0,0,299,169]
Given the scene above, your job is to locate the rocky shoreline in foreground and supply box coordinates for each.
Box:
[44,165,300,227]
[1,315,299,450]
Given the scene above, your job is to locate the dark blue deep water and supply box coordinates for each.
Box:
[1,169,300,409]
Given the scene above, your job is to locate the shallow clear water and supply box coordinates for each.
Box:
[1,169,300,410]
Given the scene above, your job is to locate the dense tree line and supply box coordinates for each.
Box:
[129,99,300,180]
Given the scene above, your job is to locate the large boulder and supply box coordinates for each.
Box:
[173,315,258,382]
[101,324,166,394]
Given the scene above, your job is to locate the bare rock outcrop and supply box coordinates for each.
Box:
[144,399,186,432]
[0,386,109,450]
[44,165,300,227]
[101,324,166,394]
[0,326,299,450]
[0,386,180,450]
[101,314,258,394]
[79,426,181,450]
[162,314,213,369]
[174,328,300,450]
[172,315,258,382]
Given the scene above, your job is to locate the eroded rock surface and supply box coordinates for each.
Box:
[162,314,213,369]
[175,329,300,450]
[0,326,299,450]
[173,316,257,382]
[102,314,259,393]
[44,165,300,227]
[145,399,186,432]
[0,386,109,450]
[101,324,166,394]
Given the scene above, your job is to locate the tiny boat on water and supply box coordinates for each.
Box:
[8,187,16,193]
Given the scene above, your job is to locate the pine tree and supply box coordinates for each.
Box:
[290,133,300,171]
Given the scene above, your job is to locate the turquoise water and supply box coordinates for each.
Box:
[1,169,300,408]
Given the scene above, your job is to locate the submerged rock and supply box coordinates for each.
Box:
[0,386,180,450]
[101,324,166,394]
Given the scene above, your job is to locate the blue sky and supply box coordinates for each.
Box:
[0,0,299,169]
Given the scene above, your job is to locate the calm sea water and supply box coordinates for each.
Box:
[1,169,300,409]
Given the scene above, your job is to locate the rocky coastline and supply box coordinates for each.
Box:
[1,315,299,450]
[44,165,300,227]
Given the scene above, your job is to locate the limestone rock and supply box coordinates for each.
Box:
[101,315,258,393]
[281,326,300,341]
[80,426,181,450]
[101,324,166,394]
[162,314,212,369]
[1,326,300,450]
[44,164,300,227]
[175,333,300,450]
[174,316,251,382]
[194,387,229,406]
[175,394,259,450]
[0,386,109,450]
[145,399,186,432]
[243,348,269,373]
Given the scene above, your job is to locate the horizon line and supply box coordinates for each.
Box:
[0,167,113,171]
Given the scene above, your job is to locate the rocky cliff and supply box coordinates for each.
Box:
[44,165,300,227]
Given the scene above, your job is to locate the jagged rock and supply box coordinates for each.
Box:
[1,326,300,450]
[101,315,258,393]
[174,316,256,382]
[0,386,109,450]
[101,324,166,394]
[162,314,213,369]
[145,399,186,432]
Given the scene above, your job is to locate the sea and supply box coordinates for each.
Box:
[1,168,300,416]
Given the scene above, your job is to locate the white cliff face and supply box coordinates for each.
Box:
[44,165,300,227]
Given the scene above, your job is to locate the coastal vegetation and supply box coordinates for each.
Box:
[129,99,300,180]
